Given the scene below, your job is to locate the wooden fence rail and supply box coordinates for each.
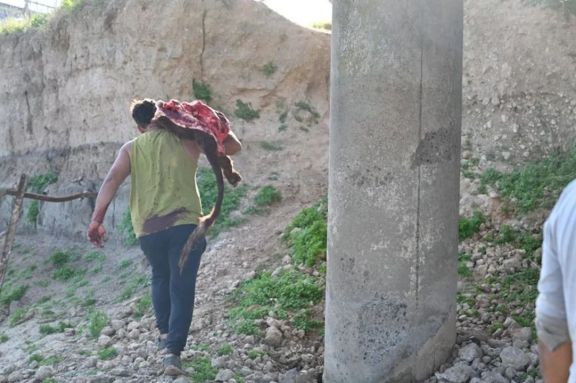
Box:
[0,174,97,293]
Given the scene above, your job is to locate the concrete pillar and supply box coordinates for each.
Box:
[324,1,463,382]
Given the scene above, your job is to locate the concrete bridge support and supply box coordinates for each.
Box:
[324,1,463,381]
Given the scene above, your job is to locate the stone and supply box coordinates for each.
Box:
[98,335,113,347]
[280,368,317,383]
[110,320,125,331]
[7,370,24,383]
[101,326,115,336]
[510,327,532,342]
[264,326,283,347]
[479,371,508,383]
[458,343,483,362]
[34,366,54,380]
[435,363,475,383]
[110,367,130,377]
[212,357,227,369]
[173,377,192,383]
[503,367,516,379]
[215,369,235,381]
[500,346,530,371]
[87,375,115,383]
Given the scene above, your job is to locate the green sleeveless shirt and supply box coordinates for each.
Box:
[129,130,202,237]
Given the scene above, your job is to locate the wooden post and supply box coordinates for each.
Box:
[0,175,28,291]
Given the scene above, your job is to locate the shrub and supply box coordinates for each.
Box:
[0,285,29,306]
[98,346,118,360]
[49,251,71,267]
[260,141,283,151]
[254,186,282,207]
[196,167,248,236]
[234,100,260,122]
[283,199,327,267]
[458,211,485,241]
[193,79,212,103]
[229,269,323,335]
[480,148,576,213]
[119,209,138,246]
[260,62,277,77]
[88,311,108,338]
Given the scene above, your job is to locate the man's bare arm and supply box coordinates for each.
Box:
[539,340,572,383]
[88,142,132,247]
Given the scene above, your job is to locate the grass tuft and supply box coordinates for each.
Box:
[88,311,108,339]
[480,148,576,213]
[234,100,260,122]
[459,211,485,241]
[283,199,327,267]
[196,167,248,236]
[229,269,323,334]
[193,79,212,103]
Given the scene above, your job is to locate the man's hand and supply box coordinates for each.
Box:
[87,221,106,247]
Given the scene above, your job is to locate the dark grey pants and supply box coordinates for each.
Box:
[139,224,207,355]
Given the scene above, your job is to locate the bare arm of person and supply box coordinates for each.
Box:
[87,141,132,247]
[539,340,572,383]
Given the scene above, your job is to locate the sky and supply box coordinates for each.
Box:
[260,0,332,26]
[0,0,332,24]
[0,0,60,13]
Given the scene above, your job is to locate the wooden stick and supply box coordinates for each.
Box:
[0,175,28,292]
[0,189,97,202]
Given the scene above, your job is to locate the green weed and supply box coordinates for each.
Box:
[217,343,233,356]
[458,252,472,278]
[118,259,132,270]
[39,322,71,335]
[525,0,576,16]
[293,101,320,126]
[0,333,8,343]
[260,141,283,151]
[283,199,327,267]
[458,211,485,241]
[196,167,248,236]
[134,295,152,318]
[26,200,40,224]
[311,21,331,30]
[39,355,62,366]
[260,62,278,77]
[85,251,106,263]
[53,266,82,281]
[254,186,282,207]
[25,173,57,224]
[234,100,260,122]
[9,308,27,327]
[480,148,576,213]
[88,311,108,339]
[501,268,540,331]
[229,269,323,335]
[98,346,118,360]
[119,209,138,246]
[184,356,217,382]
[0,284,28,306]
[119,274,148,301]
[30,353,44,363]
[29,173,58,193]
[248,349,265,360]
[50,251,70,267]
[193,79,212,103]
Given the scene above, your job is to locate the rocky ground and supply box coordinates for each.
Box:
[0,158,551,383]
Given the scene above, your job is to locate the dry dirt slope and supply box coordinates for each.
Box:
[0,0,330,241]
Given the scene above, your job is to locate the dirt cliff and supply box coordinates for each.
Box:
[0,0,330,237]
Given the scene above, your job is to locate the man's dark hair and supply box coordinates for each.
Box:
[131,99,156,126]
